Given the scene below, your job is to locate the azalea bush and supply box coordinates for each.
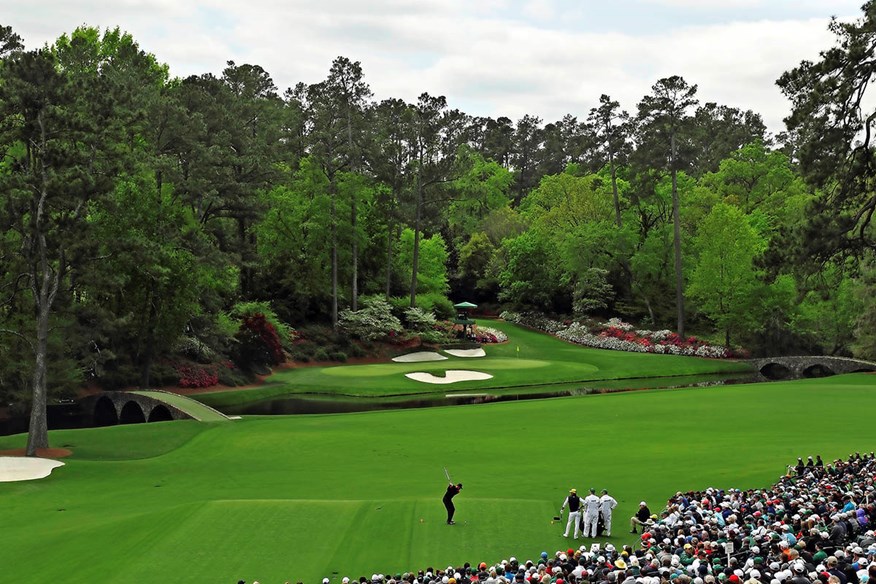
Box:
[339,297,403,341]
[416,320,454,345]
[475,326,508,343]
[498,311,567,334]
[500,311,735,358]
[403,307,437,331]
[607,317,634,331]
[176,363,219,388]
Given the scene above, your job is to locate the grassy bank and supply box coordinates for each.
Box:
[1,373,874,583]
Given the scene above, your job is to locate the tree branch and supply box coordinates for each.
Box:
[0,328,36,356]
[0,272,30,308]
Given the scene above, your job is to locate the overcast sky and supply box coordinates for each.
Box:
[8,1,865,134]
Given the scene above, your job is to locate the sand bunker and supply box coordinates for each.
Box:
[444,348,486,358]
[392,351,448,363]
[405,370,493,384]
[0,457,65,482]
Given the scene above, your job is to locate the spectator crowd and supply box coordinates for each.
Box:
[240,452,876,584]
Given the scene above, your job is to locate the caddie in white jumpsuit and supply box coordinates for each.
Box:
[559,488,582,538]
[582,488,601,538]
[599,489,618,536]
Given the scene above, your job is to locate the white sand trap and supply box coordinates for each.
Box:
[392,351,448,363]
[444,348,486,358]
[0,457,64,482]
[405,370,493,384]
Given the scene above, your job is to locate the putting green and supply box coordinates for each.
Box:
[198,321,749,405]
[320,363,403,377]
[321,358,554,378]
[4,374,874,583]
[472,358,553,370]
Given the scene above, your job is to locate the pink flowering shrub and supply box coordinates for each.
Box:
[475,326,508,344]
[500,311,736,358]
[176,364,219,388]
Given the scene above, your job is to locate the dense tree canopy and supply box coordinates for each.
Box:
[2,10,876,450]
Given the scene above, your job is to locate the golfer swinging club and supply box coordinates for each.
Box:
[443,468,463,525]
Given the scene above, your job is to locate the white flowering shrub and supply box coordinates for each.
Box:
[649,330,674,341]
[607,317,634,331]
[500,311,565,333]
[502,310,734,358]
[477,326,508,343]
[404,307,437,331]
[173,335,217,362]
[339,297,403,341]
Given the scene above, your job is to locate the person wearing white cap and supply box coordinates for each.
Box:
[560,488,583,538]
[600,489,618,536]
[631,501,652,533]
[582,488,601,538]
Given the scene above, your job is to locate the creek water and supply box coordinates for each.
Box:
[218,371,765,416]
[0,371,766,437]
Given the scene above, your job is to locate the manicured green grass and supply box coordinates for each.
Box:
[1,373,875,583]
[195,320,753,408]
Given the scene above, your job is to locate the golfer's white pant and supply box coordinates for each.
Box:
[601,511,613,536]
[564,511,581,537]
[583,513,599,537]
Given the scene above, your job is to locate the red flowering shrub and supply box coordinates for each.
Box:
[475,332,498,344]
[601,327,625,338]
[176,364,219,388]
[503,311,739,358]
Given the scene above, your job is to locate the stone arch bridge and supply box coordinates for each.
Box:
[79,390,231,427]
[747,356,876,380]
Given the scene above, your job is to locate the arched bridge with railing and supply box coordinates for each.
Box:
[747,356,876,380]
[79,390,231,427]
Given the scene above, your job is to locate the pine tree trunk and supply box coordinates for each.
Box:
[26,112,54,455]
[409,169,423,308]
[610,151,622,228]
[644,296,655,326]
[26,300,50,456]
[348,107,358,311]
[139,284,158,388]
[670,132,685,338]
[385,221,393,299]
[351,198,358,312]
[330,176,338,328]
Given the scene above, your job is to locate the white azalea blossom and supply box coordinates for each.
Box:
[607,317,634,331]
[477,326,508,343]
[501,311,731,358]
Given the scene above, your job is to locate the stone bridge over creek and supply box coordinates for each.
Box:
[747,355,876,380]
[79,390,231,427]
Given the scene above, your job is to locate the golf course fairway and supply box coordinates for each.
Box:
[1,373,875,583]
